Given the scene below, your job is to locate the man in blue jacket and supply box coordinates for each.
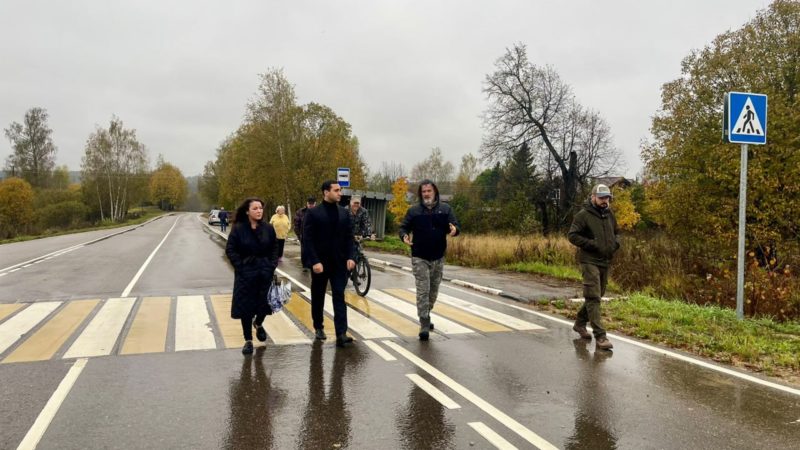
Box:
[399,179,460,341]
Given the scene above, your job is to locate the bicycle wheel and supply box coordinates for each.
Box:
[353,257,371,296]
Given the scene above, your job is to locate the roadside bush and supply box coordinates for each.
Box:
[36,201,90,230]
[0,177,35,238]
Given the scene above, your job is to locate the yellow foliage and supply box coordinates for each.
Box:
[388,176,410,224]
[0,177,35,236]
[611,186,640,230]
[149,163,188,209]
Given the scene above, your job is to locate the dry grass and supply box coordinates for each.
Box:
[446,233,576,268]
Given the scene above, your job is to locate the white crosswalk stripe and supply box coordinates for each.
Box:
[0,302,62,354]
[175,295,217,351]
[63,298,135,358]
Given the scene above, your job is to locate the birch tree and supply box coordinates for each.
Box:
[81,116,149,222]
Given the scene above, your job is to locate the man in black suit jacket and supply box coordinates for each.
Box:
[302,180,356,347]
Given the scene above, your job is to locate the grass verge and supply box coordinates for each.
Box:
[0,207,170,245]
[500,261,582,281]
[539,293,800,381]
[363,235,409,255]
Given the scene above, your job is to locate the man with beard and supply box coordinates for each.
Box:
[399,179,460,341]
[568,184,620,350]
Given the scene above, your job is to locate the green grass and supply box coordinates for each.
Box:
[362,235,409,255]
[543,293,800,379]
[0,207,169,245]
[500,261,583,281]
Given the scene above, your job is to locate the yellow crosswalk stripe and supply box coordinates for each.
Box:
[345,292,419,337]
[0,304,24,322]
[384,289,511,332]
[3,299,99,363]
[121,297,170,355]
[210,294,245,349]
[283,293,347,342]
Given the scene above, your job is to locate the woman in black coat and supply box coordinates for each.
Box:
[225,197,279,355]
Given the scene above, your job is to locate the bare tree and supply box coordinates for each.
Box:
[368,161,406,193]
[482,43,621,227]
[410,147,455,184]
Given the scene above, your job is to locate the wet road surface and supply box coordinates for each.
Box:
[1,214,798,449]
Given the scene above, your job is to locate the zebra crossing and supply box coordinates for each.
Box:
[0,288,546,364]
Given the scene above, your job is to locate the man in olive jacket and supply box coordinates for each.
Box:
[568,184,619,350]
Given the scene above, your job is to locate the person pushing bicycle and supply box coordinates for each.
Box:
[348,196,375,243]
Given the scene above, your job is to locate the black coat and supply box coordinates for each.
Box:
[398,201,460,261]
[226,221,279,319]
[302,201,355,272]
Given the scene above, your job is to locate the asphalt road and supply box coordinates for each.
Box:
[1,213,798,449]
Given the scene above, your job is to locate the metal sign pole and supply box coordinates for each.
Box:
[736,144,748,320]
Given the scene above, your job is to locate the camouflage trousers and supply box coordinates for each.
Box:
[412,257,444,322]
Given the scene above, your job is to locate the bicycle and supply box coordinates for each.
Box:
[350,235,372,296]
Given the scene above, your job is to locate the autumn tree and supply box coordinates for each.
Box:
[482,43,621,229]
[610,186,640,231]
[4,107,57,188]
[0,177,35,237]
[81,116,149,222]
[641,0,800,258]
[211,69,366,215]
[388,176,410,225]
[150,158,188,210]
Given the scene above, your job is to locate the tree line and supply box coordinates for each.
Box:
[1,110,188,239]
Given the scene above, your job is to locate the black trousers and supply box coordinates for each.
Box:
[310,268,348,336]
[241,312,268,341]
[277,239,285,258]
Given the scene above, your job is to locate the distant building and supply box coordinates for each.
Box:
[590,176,631,189]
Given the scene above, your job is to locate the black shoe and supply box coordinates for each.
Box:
[254,323,267,342]
[315,328,327,341]
[429,322,434,330]
[336,334,354,347]
[418,330,429,341]
[242,341,254,355]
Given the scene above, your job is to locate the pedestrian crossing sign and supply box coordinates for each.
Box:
[724,92,767,144]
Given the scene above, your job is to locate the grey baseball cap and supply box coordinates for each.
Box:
[592,184,613,198]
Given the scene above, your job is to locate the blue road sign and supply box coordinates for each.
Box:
[725,92,767,144]
[337,167,350,188]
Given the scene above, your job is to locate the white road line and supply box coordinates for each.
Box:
[406,374,461,409]
[363,340,396,361]
[370,290,474,334]
[22,264,33,268]
[262,311,311,345]
[0,244,84,273]
[0,273,6,277]
[120,216,181,297]
[63,298,134,358]
[9,268,20,273]
[414,289,544,331]
[0,302,61,353]
[16,358,88,450]
[468,422,518,450]
[383,340,557,450]
[174,295,217,351]
[299,292,396,339]
[442,284,800,398]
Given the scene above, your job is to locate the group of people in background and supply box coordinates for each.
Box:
[221,178,618,355]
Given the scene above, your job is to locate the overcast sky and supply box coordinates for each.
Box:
[0,0,771,179]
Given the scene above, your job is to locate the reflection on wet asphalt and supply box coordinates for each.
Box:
[224,348,285,449]
[566,338,618,450]
[395,371,456,449]
[298,342,368,449]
